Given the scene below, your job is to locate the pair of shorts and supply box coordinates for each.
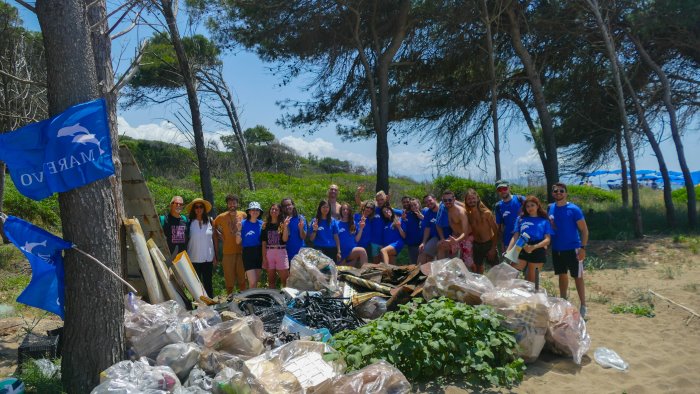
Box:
[317,246,338,263]
[472,240,495,266]
[517,241,547,263]
[384,240,405,255]
[265,248,289,270]
[242,246,263,271]
[553,249,583,278]
[449,235,474,267]
[422,237,439,257]
[370,243,382,258]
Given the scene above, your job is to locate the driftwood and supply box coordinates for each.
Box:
[649,289,700,325]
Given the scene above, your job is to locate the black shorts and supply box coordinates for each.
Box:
[316,246,338,263]
[552,249,583,278]
[518,241,547,263]
[472,240,495,266]
[242,246,263,271]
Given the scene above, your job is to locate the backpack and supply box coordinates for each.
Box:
[160,214,188,228]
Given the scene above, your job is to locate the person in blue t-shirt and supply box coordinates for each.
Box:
[281,197,307,262]
[403,197,424,264]
[505,196,554,283]
[355,186,402,262]
[418,194,449,264]
[379,203,407,264]
[354,201,375,257]
[236,201,264,288]
[548,182,590,318]
[338,203,369,267]
[494,180,525,251]
[310,200,341,262]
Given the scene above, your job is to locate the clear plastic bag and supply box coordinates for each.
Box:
[93,361,181,393]
[33,359,60,379]
[184,367,213,392]
[124,295,193,358]
[156,343,202,381]
[486,262,520,288]
[243,340,346,394]
[354,296,388,320]
[287,248,339,294]
[329,360,411,394]
[481,288,549,363]
[197,316,265,360]
[212,367,252,394]
[545,297,591,364]
[198,348,245,375]
[187,304,223,339]
[423,258,494,305]
[594,347,629,371]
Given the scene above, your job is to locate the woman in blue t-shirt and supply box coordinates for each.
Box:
[236,201,264,288]
[338,203,369,267]
[310,200,341,262]
[379,203,406,264]
[505,196,554,283]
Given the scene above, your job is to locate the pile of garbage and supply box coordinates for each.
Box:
[93,249,590,393]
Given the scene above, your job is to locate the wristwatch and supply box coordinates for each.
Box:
[580,245,586,249]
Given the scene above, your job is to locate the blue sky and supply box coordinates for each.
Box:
[14,3,700,184]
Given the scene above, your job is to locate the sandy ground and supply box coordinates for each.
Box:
[1,236,699,393]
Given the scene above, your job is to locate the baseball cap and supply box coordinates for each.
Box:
[495,180,509,189]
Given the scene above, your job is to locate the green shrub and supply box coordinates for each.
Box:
[331,297,525,387]
[609,303,655,318]
[671,184,700,203]
[18,358,64,393]
[2,178,60,231]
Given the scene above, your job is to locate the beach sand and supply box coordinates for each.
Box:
[1,236,699,393]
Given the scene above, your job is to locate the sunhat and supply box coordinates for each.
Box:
[185,198,212,214]
[246,201,263,212]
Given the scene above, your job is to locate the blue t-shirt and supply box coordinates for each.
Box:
[513,216,554,243]
[496,196,524,245]
[548,202,585,251]
[382,218,406,253]
[353,213,372,247]
[404,211,422,246]
[421,204,450,239]
[313,217,339,248]
[285,215,307,260]
[241,219,263,247]
[338,220,357,260]
[371,207,402,245]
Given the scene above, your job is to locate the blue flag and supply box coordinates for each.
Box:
[3,215,73,319]
[0,98,114,200]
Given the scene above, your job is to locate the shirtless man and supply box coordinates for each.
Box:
[327,184,341,219]
[464,189,498,273]
[437,190,472,267]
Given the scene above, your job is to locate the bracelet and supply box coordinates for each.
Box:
[581,245,586,249]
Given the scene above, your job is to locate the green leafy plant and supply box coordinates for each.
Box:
[18,358,64,394]
[331,297,525,388]
[609,303,655,318]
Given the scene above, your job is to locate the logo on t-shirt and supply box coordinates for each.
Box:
[338,227,346,233]
[318,226,325,231]
[503,210,512,218]
[245,230,256,237]
[171,225,186,244]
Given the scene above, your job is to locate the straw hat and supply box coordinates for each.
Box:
[185,198,212,214]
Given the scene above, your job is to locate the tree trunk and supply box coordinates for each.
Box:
[615,132,629,207]
[35,1,124,393]
[506,5,558,196]
[376,62,390,193]
[622,66,675,227]
[630,33,696,228]
[585,0,642,237]
[160,0,215,208]
[481,0,501,180]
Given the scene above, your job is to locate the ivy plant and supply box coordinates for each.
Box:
[331,297,525,387]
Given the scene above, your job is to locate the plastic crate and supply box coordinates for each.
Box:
[46,326,64,356]
[17,333,59,371]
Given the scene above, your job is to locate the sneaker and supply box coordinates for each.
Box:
[580,305,587,318]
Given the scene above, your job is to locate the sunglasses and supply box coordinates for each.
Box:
[171,202,184,206]
[194,205,204,209]
[553,189,566,194]
[442,198,454,203]
[496,187,508,192]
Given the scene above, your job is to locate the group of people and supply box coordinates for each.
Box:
[160,180,589,317]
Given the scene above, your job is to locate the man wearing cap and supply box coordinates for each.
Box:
[213,194,248,294]
[161,195,189,254]
[548,182,589,318]
[494,180,525,252]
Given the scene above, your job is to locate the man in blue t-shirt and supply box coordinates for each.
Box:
[494,180,524,251]
[548,182,590,318]
[418,194,450,264]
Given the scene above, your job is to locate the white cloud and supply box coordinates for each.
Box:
[513,148,541,168]
[280,135,375,166]
[117,116,187,145]
[389,151,434,178]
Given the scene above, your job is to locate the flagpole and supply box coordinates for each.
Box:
[71,246,138,293]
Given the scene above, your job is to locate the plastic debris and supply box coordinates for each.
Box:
[330,360,411,393]
[287,248,339,294]
[545,297,591,364]
[594,347,629,371]
[156,343,202,381]
[197,316,266,360]
[424,258,494,305]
